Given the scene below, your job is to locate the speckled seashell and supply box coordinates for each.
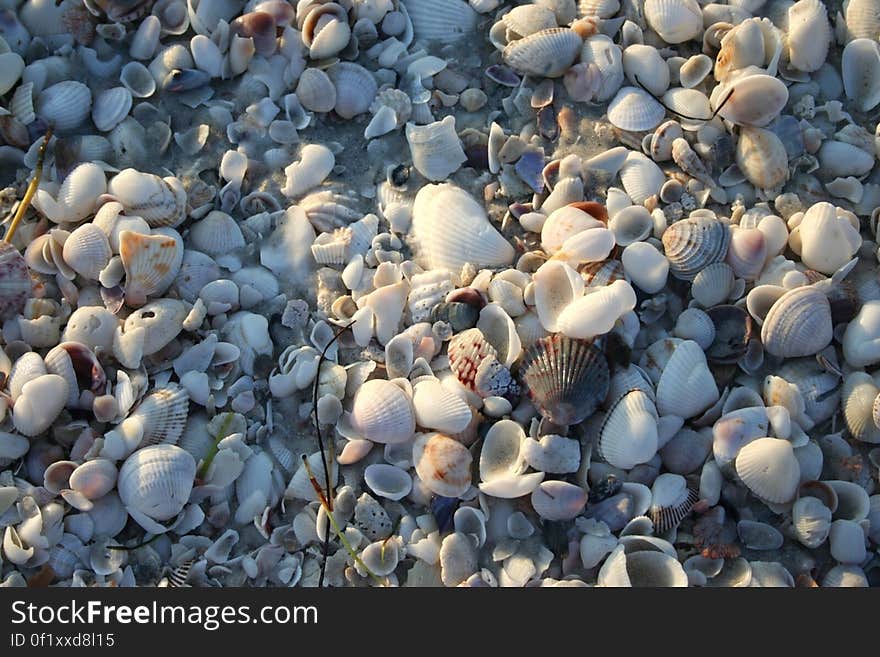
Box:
[107,168,187,227]
[787,0,831,73]
[662,215,731,281]
[761,285,832,358]
[91,86,133,132]
[35,80,92,132]
[118,444,195,523]
[502,27,583,78]
[123,299,187,356]
[648,473,699,532]
[518,334,610,425]
[188,210,246,255]
[598,389,660,469]
[61,223,112,281]
[350,379,416,444]
[406,116,467,182]
[644,0,703,44]
[119,229,184,307]
[447,327,498,392]
[735,437,800,504]
[413,432,472,498]
[0,242,31,320]
[607,86,665,132]
[328,62,377,119]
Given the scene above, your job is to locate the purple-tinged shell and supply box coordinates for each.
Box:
[485,64,521,87]
[0,241,31,320]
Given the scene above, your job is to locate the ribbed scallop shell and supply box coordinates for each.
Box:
[35,80,92,132]
[408,269,455,322]
[92,86,133,132]
[648,473,699,533]
[662,215,731,281]
[644,0,703,44]
[412,378,472,434]
[295,67,336,113]
[411,183,514,271]
[598,389,660,469]
[62,223,112,281]
[413,432,472,498]
[328,62,377,119]
[0,242,31,320]
[350,379,416,444]
[188,210,246,255]
[117,444,195,521]
[761,285,832,358]
[842,372,880,443]
[107,169,187,227]
[844,0,880,41]
[735,437,800,504]
[127,385,190,449]
[502,4,557,37]
[503,27,583,78]
[400,0,479,43]
[119,229,184,306]
[11,81,35,125]
[619,151,666,205]
[447,328,498,391]
[578,0,620,18]
[405,116,467,182]
[518,334,610,425]
[607,86,665,132]
[656,340,719,419]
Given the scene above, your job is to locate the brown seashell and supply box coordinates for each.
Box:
[413,433,472,498]
[567,200,608,224]
[230,11,278,57]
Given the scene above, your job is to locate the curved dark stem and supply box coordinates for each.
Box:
[632,75,735,122]
[313,320,356,588]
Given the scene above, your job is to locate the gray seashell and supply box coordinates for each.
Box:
[736,520,783,550]
[118,444,195,524]
[328,62,377,119]
[761,285,832,358]
[36,81,92,132]
[662,215,731,281]
[91,87,133,133]
[503,27,583,78]
[120,61,157,98]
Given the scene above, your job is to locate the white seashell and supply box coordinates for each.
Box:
[816,140,875,180]
[350,379,416,444]
[598,545,688,586]
[656,340,719,419]
[117,444,195,523]
[843,300,880,368]
[691,262,734,307]
[411,183,514,271]
[521,434,580,473]
[282,144,335,199]
[725,226,766,281]
[62,223,112,281]
[622,44,669,96]
[120,61,157,98]
[679,54,713,89]
[302,3,351,58]
[36,81,92,132]
[822,565,868,587]
[842,372,880,444]
[131,15,161,60]
[502,27,583,78]
[606,87,665,132]
[842,38,880,112]
[34,162,107,224]
[295,67,336,113]
[532,481,587,521]
[761,285,832,358]
[622,241,668,294]
[541,206,604,254]
[439,532,477,586]
[735,437,800,504]
[556,279,637,340]
[328,62,377,119]
[412,378,472,434]
[107,169,187,228]
[829,519,867,564]
[479,419,526,482]
[405,116,467,182]
[713,73,789,127]
[91,87,132,133]
[598,389,659,469]
[644,0,703,44]
[400,0,479,43]
[619,151,665,205]
[790,202,861,275]
[581,35,625,101]
[12,374,67,437]
[735,126,789,190]
[364,464,412,501]
[189,210,245,255]
[792,495,832,548]
[413,432,472,498]
[124,299,187,356]
[787,0,831,73]
[533,260,584,332]
[190,34,223,77]
[69,459,118,500]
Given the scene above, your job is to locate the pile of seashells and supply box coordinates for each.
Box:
[0,0,878,588]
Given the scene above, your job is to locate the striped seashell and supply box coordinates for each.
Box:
[761,285,832,358]
[502,4,557,37]
[34,162,107,224]
[735,437,800,504]
[662,215,731,281]
[412,378,472,434]
[607,86,665,132]
[399,0,479,43]
[578,0,620,18]
[295,67,336,113]
[119,230,184,307]
[118,444,195,522]
[61,223,112,281]
[328,62,377,119]
[598,389,660,469]
[619,151,665,205]
[656,340,719,419]
[107,169,187,227]
[172,249,220,302]
[648,473,699,532]
[842,372,880,443]
[91,86,133,132]
[503,27,584,78]
[35,80,92,132]
[518,334,610,425]
[447,327,498,391]
[350,379,416,444]
[188,210,246,255]
[843,0,880,42]
[792,495,832,548]
[580,259,628,288]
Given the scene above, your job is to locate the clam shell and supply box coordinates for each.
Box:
[761,285,832,358]
[328,62,377,119]
[405,116,467,182]
[35,80,91,132]
[413,432,472,498]
[842,372,880,443]
[829,519,867,564]
[735,437,800,504]
[648,473,699,532]
[364,463,412,501]
[679,54,713,88]
[606,87,665,132]
[295,67,336,113]
[532,480,587,520]
[541,205,605,255]
[118,444,195,522]
[189,210,246,255]
[712,406,770,468]
[44,341,105,408]
[91,87,133,132]
[842,38,880,112]
[656,340,719,419]
[792,495,832,548]
[787,0,831,73]
[735,126,789,189]
[598,389,660,469]
[714,73,789,127]
[12,374,68,437]
[822,565,869,587]
[301,3,350,58]
[400,0,479,43]
[518,334,610,425]
[107,169,187,228]
[62,223,112,281]
[662,215,731,281]
[622,44,668,96]
[479,419,526,482]
[350,379,416,444]
[412,378,472,434]
[725,226,766,281]
[502,27,583,78]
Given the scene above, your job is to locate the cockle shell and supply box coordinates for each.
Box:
[843,0,880,42]
[35,80,92,132]
[842,39,880,112]
[119,230,184,307]
[61,223,111,281]
[607,87,665,132]
[118,444,195,523]
[761,285,832,358]
[91,86,133,133]
[644,0,703,44]
[787,0,831,73]
[412,378,472,434]
[842,372,880,443]
[350,379,416,444]
[598,389,660,469]
[735,437,800,504]
[405,116,467,182]
[411,183,514,271]
[792,495,832,548]
[282,144,334,199]
[188,210,245,255]
[34,162,107,224]
[662,215,731,281]
[619,152,665,205]
[656,340,719,419]
[413,433,472,498]
[107,169,187,227]
[328,62,377,119]
[502,27,583,78]
[598,545,688,587]
[295,67,336,113]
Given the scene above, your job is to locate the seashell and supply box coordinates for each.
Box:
[105,386,190,460]
[713,73,789,128]
[12,374,68,437]
[712,406,770,468]
[790,202,861,276]
[118,444,195,525]
[532,260,584,332]
[107,169,187,228]
[411,183,514,271]
[439,532,477,587]
[412,378,472,434]
[622,44,669,97]
[190,34,223,77]
[189,210,245,255]
[350,379,416,444]
[44,341,105,409]
[173,250,220,302]
[501,4,556,38]
[650,121,684,162]
[787,0,831,73]
[598,389,660,470]
[328,62,377,119]
[541,206,605,255]
[619,152,665,205]
[120,61,156,98]
[648,473,698,532]
[301,2,350,59]
[829,519,867,564]
[656,340,719,419]
[842,39,880,112]
[659,426,712,474]
[282,143,335,199]
[606,87,665,132]
[724,226,766,281]
[91,87,132,133]
[60,223,111,281]
[679,54,713,89]
[598,545,688,587]
[822,565,868,588]
[476,303,522,367]
[532,481,587,520]
[792,495,832,548]
[824,480,870,521]
[413,433,472,498]
[502,27,583,78]
[230,11,277,57]
[644,0,702,44]
[295,67,336,113]
[557,279,637,340]
[622,242,668,294]
[479,418,526,483]
[0,242,31,320]
[521,434,580,474]
[123,298,187,356]
[581,35,625,101]
[816,140,875,180]
[34,162,107,224]
[35,80,92,132]
[364,463,412,501]
[405,116,467,183]
[843,300,880,368]
[285,452,338,502]
[673,308,715,350]
[735,437,800,504]
[610,205,653,247]
[662,215,731,281]
[518,334,610,425]
[69,459,118,500]
[735,126,789,190]
[761,285,832,358]
[401,0,478,43]
[736,520,783,551]
[842,372,880,444]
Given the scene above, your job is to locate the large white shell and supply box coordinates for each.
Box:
[556,279,637,340]
[598,544,688,586]
[714,73,789,127]
[411,183,514,271]
[282,144,335,199]
[598,389,660,469]
[619,151,666,204]
[36,80,92,132]
[502,27,583,78]
[761,285,832,358]
[842,39,880,112]
[532,260,584,332]
[656,340,719,419]
[607,87,665,132]
[582,35,625,101]
[117,444,195,522]
[622,44,669,97]
[405,116,467,182]
[12,374,68,437]
[787,0,831,73]
[350,379,416,444]
[735,437,800,504]
[107,169,187,228]
[644,0,703,44]
[34,162,107,224]
[790,202,861,275]
[400,0,479,43]
[412,378,472,434]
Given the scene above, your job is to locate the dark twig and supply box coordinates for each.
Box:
[313,320,356,588]
[633,75,735,122]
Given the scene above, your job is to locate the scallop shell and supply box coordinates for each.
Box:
[282,143,335,199]
[0,242,31,320]
[91,86,133,132]
[412,378,473,434]
[662,215,731,281]
[405,116,467,182]
[411,183,514,271]
[598,389,660,469]
[173,249,221,302]
[787,0,831,73]
[761,285,832,358]
[447,327,498,391]
[350,379,416,444]
[644,0,703,44]
[328,62,377,119]
[107,168,187,228]
[648,473,699,532]
[518,334,610,425]
[61,223,112,281]
[35,80,92,132]
[34,162,107,224]
[606,86,665,132]
[413,432,472,498]
[842,372,880,443]
[502,27,583,78]
[295,67,336,113]
[502,4,557,37]
[399,0,479,43]
[118,444,195,522]
[598,545,688,587]
[735,437,800,504]
[189,210,245,255]
[656,340,719,419]
[119,230,184,307]
[842,38,880,112]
